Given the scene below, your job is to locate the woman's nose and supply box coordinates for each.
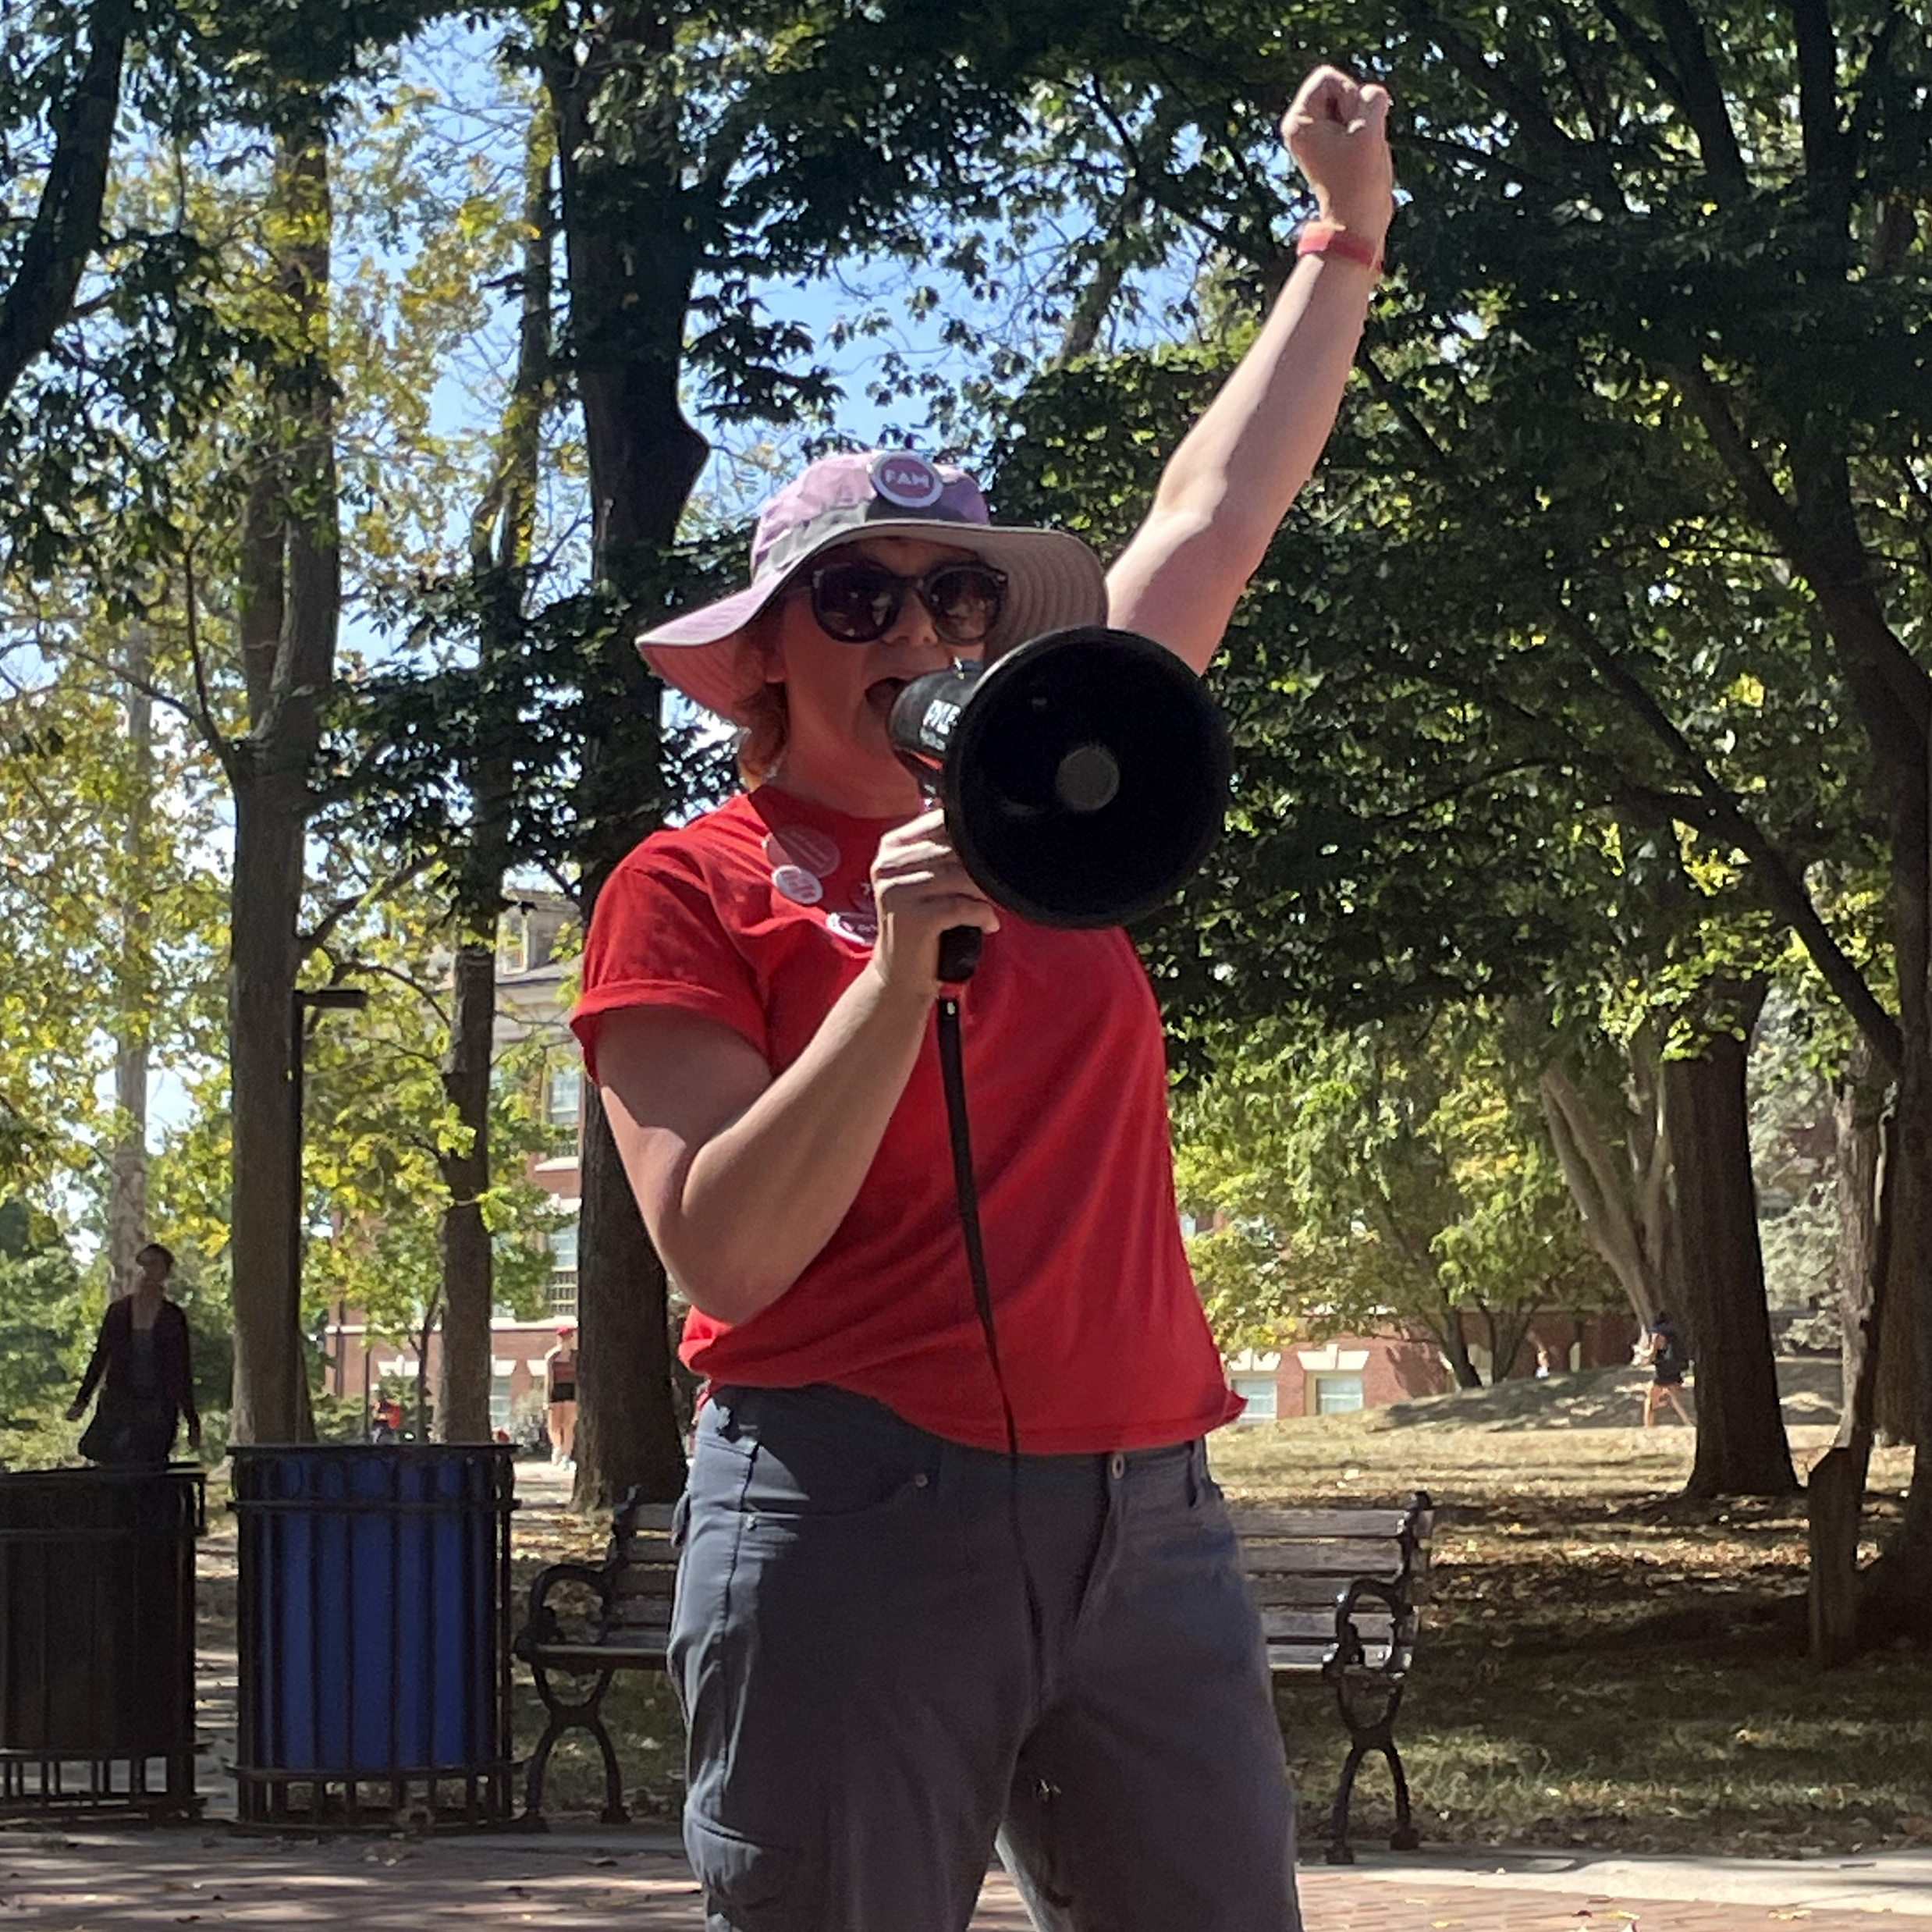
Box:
[880,593,941,650]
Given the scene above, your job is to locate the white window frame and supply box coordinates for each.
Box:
[1228,1372,1279,1422]
[1308,1371,1366,1415]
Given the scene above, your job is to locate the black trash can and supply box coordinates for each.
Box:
[231,1444,515,1827]
[0,1465,204,1820]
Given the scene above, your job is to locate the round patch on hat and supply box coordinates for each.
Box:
[868,451,944,510]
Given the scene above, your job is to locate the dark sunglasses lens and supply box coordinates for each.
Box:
[928,566,1003,641]
[811,563,900,641]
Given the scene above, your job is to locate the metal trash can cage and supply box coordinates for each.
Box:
[230,1444,515,1828]
[0,1465,204,1821]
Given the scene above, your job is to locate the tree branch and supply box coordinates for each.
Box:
[1550,603,1904,1072]
[0,0,133,405]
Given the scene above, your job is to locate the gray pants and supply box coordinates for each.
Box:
[670,1384,1302,1932]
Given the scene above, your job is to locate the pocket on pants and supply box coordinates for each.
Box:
[686,1811,806,1929]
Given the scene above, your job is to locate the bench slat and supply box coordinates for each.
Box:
[532,1639,668,1668]
[1260,1607,1396,1642]
[611,1565,680,1593]
[1244,1568,1429,1600]
[1244,1576,1369,1609]
[617,1505,680,1532]
[1240,1539,1412,1574]
[610,1542,679,1568]
[1225,1506,1431,1540]
[1264,1641,1397,1674]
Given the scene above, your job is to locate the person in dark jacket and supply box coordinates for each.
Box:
[66,1242,202,1468]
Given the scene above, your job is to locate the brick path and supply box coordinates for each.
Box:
[0,1832,1923,1930]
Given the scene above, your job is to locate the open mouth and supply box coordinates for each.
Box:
[865,677,907,721]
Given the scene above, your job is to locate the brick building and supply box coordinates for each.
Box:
[1226,1309,1639,1421]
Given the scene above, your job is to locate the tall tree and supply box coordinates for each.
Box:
[107,625,157,1289]
[538,3,707,1509]
[435,109,559,1444]
[225,108,343,1444]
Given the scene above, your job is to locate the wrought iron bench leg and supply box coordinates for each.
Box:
[591,1706,630,1824]
[520,1706,570,1829]
[1327,1675,1416,1863]
[1326,1739,1369,1863]
[1386,1735,1419,1850]
[520,1667,629,1827]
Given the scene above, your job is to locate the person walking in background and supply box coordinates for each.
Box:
[545,1323,578,1470]
[66,1242,201,1469]
[1640,1311,1694,1427]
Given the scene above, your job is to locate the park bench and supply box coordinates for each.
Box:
[513,1487,1434,1859]
[513,1492,678,1826]
[1227,1491,1434,1863]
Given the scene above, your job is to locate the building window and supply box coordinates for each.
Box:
[490,1374,515,1432]
[545,1061,582,1129]
[1309,1373,1365,1415]
[547,1222,578,1319]
[1230,1373,1278,1422]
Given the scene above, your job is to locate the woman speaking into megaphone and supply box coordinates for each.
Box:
[573,66,1393,1932]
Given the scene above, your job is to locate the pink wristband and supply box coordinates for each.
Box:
[1296,221,1384,275]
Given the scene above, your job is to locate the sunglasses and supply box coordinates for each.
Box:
[804,556,1007,645]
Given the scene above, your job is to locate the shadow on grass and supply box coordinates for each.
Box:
[1370,1360,1843,1433]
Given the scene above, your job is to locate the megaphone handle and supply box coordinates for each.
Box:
[937,925,982,984]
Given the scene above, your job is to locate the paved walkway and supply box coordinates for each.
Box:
[0,1829,1926,1929]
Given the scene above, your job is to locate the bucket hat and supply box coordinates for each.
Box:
[637,449,1108,723]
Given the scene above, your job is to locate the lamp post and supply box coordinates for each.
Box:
[291,986,368,1428]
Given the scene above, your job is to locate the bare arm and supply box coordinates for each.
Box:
[598,809,997,1324]
[1107,66,1395,672]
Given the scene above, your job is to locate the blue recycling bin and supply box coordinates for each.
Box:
[230,1444,514,1827]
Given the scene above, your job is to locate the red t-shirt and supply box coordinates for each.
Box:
[572,785,1241,1454]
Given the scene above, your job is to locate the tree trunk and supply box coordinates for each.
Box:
[432,112,553,1447]
[436,940,495,1442]
[1834,1046,1884,1444]
[1663,984,1796,1497]
[573,1077,685,1507]
[228,773,305,1444]
[225,112,339,1447]
[108,629,153,1291]
[546,8,709,1509]
[0,0,131,403]
[1809,1108,1894,1663]
[1539,1058,1668,1330]
[1439,1307,1482,1390]
[1846,556,1932,1638]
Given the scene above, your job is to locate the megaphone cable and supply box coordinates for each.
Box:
[935,988,1045,1653]
[935,991,1016,1458]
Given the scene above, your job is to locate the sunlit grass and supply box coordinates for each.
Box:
[1223,1369,1929,1855]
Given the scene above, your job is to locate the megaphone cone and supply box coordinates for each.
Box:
[890,627,1231,931]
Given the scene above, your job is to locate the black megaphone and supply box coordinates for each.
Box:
[888,626,1231,979]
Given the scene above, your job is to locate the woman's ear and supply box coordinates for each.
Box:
[748,606,786,684]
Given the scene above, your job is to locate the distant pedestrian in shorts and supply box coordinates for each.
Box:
[1640,1312,1693,1427]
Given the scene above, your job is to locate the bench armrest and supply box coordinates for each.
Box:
[1327,1575,1417,1678]
[513,1560,615,1661]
